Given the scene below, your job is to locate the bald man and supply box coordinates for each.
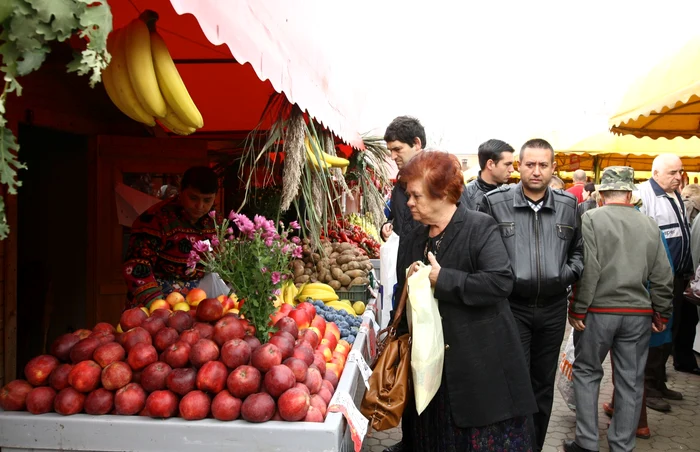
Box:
[566,169,588,203]
[638,155,698,409]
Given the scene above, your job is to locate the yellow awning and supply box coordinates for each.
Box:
[609,35,700,139]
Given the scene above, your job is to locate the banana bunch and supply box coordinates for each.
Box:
[102,11,204,135]
[296,282,339,302]
[281,280,299,305]
[305,135,350,172]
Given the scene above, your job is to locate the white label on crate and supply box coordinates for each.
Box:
[348,349,372,389]
[328,391,368,452]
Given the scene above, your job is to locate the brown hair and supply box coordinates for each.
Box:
[399,151,464,204]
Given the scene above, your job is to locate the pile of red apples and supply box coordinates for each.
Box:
[0,296,353,424]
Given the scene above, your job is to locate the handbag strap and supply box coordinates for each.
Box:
[389,263,419,332]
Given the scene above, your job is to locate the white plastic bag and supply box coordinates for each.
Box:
[407,262,444,415]
[379,232,400,329]
[197,272,231,298]
[556,330,576,412]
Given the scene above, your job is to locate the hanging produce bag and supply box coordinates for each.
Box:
[556,330,576,412]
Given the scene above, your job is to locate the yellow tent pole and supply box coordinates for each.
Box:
[593,156,601,183]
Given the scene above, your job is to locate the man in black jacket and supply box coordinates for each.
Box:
[464,139,515,210]
[480,138,584,452]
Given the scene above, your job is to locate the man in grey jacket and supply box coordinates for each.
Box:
[564,166,673,452]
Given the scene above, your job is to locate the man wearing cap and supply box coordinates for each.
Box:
[564,167,673,452]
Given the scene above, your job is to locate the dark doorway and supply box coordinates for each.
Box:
[16,124,88,375]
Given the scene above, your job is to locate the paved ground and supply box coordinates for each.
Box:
[362,334,700,452]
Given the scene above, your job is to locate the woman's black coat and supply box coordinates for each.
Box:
[395,203,537,428]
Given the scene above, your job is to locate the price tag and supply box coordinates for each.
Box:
[328,391,369,452]
[348,349,372,389]
[361,320,377,362]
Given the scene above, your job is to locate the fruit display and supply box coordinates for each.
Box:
[292,241,373,291]
[0,292,360,424]
[346,212,380,242]
[102,10,203,135]
[323,218,381,258]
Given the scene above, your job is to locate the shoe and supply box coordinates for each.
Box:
[658,382,683,400]
[646,396,671,412]
[636,427,651,439]
[674,366,700,376]
[563,439,598,452]
[383,441,409,452]
[602,402,614,418]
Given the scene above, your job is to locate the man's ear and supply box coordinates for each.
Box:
[486,159,495,171]
[552,161,558,171]
[413,137,423,150]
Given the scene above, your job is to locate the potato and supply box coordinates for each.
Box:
[304,268,313,276]
[337,243,353,252]
[312,253,321,262]
[318,269,329,283]
[330,252,340,259]
[323,272,333,283]
[340,264,349,272]
[310,275,318,283]
[292,260,305,277]
[331,267,344,280]
[328,280,342,290]
[345,269,366,279]
[338,274,352,286]
[336,255,355,265]
[295,275,310,284]
[347,261,365,271]
[350,276,369,287]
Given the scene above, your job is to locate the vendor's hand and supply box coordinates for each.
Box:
[426,252,441,286]
[568,316,585,331]
[381,223,393,241]
[652,322,666,333]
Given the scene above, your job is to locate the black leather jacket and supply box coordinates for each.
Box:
[480,184,584,306]
[464,176,498,211]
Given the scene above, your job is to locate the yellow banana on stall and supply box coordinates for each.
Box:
[124,17,167,118]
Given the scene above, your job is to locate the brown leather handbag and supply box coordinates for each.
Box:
[360,265,415,432]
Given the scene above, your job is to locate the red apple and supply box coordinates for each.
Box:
[114,383,147,415]
[310,315,327,339]
[26,386,57,414]
[162,341,191,368]
[220,339,251,369]
[304,366,323,394]
[240,392,276,423]
[154,327,179,352]
[150,308,171,323]
[295,382,311,395]
[277,387,310,421]
[274,317,299,339]
[196,360,228,394]
[192,322,215,339]
[251,343,282,372]
[50,333,81,362]
[243,334,262,351]
[269,334,295,360]
[296,302,316,322]
[310,393,327,417]
[269,309,286,326]
[141,316,166,338]
[292,343,314,366]
[263,364,295,398]
[179,390,210,420]
[166,367,197,396]
[93,322,116,334]
[283,357,309,383]
[304,405,324,422]
[0,380,33,411]
[317,387,333,405]
[280,303,294,315]
[68,360,101,393]
[226,365,261,399]
[141,361,172,393]
[54,387,85,415]
[312,353,327,376]
[101,361,133,391]
[49,363,73,391]
[287,309,312,330]
[271,408,283,421]
[89,331,116,346]
[119,327,152,353]
[120,307,148,330]
[179,328,201,346]
[70,337,101,363]
[24,354,60,386]
[167,310,194,333]
[323,368,339,389]
[213,316,245,346]
[321,379,335,396]
[321,334,338,352]
[298,329,319,350]
[325,322,341,341]
[93,342,125,368]
[211,390,242,421]
[84,388,114,415]
[73,329,92,340]
[189,338,220,368]
[196,298,224,322]
[127,343,158,371]
[145,390,179,418]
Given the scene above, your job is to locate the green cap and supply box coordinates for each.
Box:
[597,166,635,192]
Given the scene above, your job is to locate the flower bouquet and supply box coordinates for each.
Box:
[188,211,302,343]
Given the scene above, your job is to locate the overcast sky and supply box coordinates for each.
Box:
[331,1,700,153]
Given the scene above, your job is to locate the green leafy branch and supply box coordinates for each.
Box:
[0,0,112,239]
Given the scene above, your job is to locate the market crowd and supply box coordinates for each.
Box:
[379,116,699,452]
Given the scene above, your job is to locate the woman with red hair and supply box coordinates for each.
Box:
[394,151,536,451]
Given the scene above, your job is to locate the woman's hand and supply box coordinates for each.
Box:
[426,252,440,286]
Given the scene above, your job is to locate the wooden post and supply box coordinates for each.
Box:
[3,121,19,385]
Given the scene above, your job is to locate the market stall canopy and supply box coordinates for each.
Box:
[555,133,700,171]
[609,35,700,139]
[110,0,365,147]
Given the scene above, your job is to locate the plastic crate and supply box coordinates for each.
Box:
[336,284,369,303]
